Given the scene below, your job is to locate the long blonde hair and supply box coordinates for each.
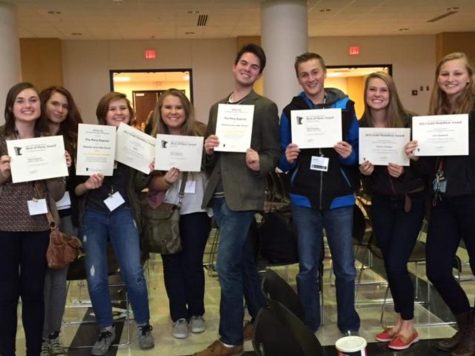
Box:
[361,71,409,128]
[429,52,475,115]
[151,89,203,136]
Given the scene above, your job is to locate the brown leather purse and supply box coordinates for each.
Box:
[46,218,83,269]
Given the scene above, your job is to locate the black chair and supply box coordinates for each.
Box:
[267,299,323,356]
[261,269,305,322]
[253,307,302,356]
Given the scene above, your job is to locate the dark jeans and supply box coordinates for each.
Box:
[371,192,425,320]
[0,230,49,356]
[162,212,211,321]
[426,193,475,315]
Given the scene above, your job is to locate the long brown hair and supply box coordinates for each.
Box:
[151,89,201,136]
[40,86,83,154]
[429,52,475,115]
[3,82,48,137]
[361,71,409,128]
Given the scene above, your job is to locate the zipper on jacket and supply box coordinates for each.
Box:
[319,148,324,210]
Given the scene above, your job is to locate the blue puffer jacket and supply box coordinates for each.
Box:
[279,88,359,210]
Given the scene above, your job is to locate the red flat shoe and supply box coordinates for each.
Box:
[388,331,419,350]
[375,328,397,342]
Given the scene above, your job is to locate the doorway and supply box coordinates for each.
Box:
[109,69,193,130]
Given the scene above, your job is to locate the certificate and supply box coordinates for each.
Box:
[115,123,156,174]
[359,128,411,166]
[155,134,203,172]
[214,104,254,152]
[291,108,342,149]
[76,124,116,176]
[412,114,469,156]
[7,136,68,183]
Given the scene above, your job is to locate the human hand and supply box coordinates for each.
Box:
[359,160,374,176]
[285,143,300,164]
[405,140,419,161]
[246,148,260,171]
[334,141,352,159]
[204,135,219,155]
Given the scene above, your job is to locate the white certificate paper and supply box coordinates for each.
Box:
[115,123,155,174]
[7,136,68,183]
[76,124,116,176]
[215,104,254,152]
[412,114,469,156]
[359,128,411,166]
[291,108,342,149]
[155,134,204,172]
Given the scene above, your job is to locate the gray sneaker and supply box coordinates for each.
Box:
[49,336,66,355]
[91,326,116,356]
[172,318,189,339]
[190,315,206,333]
[41,340,51,356]
[137,324,155,350]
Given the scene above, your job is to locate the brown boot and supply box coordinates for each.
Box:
[437,311,472,351]
[451,310,475,356]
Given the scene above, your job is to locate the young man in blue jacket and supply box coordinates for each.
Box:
[279,52,360,334]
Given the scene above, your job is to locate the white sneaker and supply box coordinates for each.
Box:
[190,315,206,333]
[172,318,189,339]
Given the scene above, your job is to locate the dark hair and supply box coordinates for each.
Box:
[4,82,47,137]
[96,92,135,125]
[361,72,409,128]
[429,52,475,115]
[151,89,199,136]
[294,52,326,77]
[40,86,83,153]
[234,44,267,73]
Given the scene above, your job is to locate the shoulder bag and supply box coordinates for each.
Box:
[142,173,188,255]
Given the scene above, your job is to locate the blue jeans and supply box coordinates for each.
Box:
[162,212,211,321]
[212,198,266,345]
[371,193,425,320]
[81,206,150,329]
[292,204,360,333]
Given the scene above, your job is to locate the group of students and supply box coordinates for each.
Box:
[0,44,474,356]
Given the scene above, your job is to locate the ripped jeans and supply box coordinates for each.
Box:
[81,206,150,328]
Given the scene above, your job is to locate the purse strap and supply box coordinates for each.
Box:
[34,181,56,230]
[177,172,188,208]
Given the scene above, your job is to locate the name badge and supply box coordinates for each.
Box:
[185,180,196,194]
[310,156,329,172]
[104,192,125,211]
[28,199,48,215]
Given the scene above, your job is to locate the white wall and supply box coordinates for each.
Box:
[309,35,436,115]
[62,39,236,124]
[62,35,436,124]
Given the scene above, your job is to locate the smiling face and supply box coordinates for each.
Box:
[12,88,41,123]
[45,91,69,125]
[297,58,326,103]
[437,58,471,101]
[366,77,390,112]
[105,98,130,127]
[160,94,186,134]
[232,52,262,88]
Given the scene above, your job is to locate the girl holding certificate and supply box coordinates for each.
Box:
[40,86,82,356]
[406,52,475,355]
[148,89,211,339]
[0,82,66,356]
[359,72,425,350]
[74,92,154,355]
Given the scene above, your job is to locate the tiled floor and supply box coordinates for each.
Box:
[14,231,475,356]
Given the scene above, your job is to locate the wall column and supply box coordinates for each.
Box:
[261,0,307,113]
[0,2,21,123]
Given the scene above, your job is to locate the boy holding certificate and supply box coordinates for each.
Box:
[195,44,280,356]
[279,52,360,335]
